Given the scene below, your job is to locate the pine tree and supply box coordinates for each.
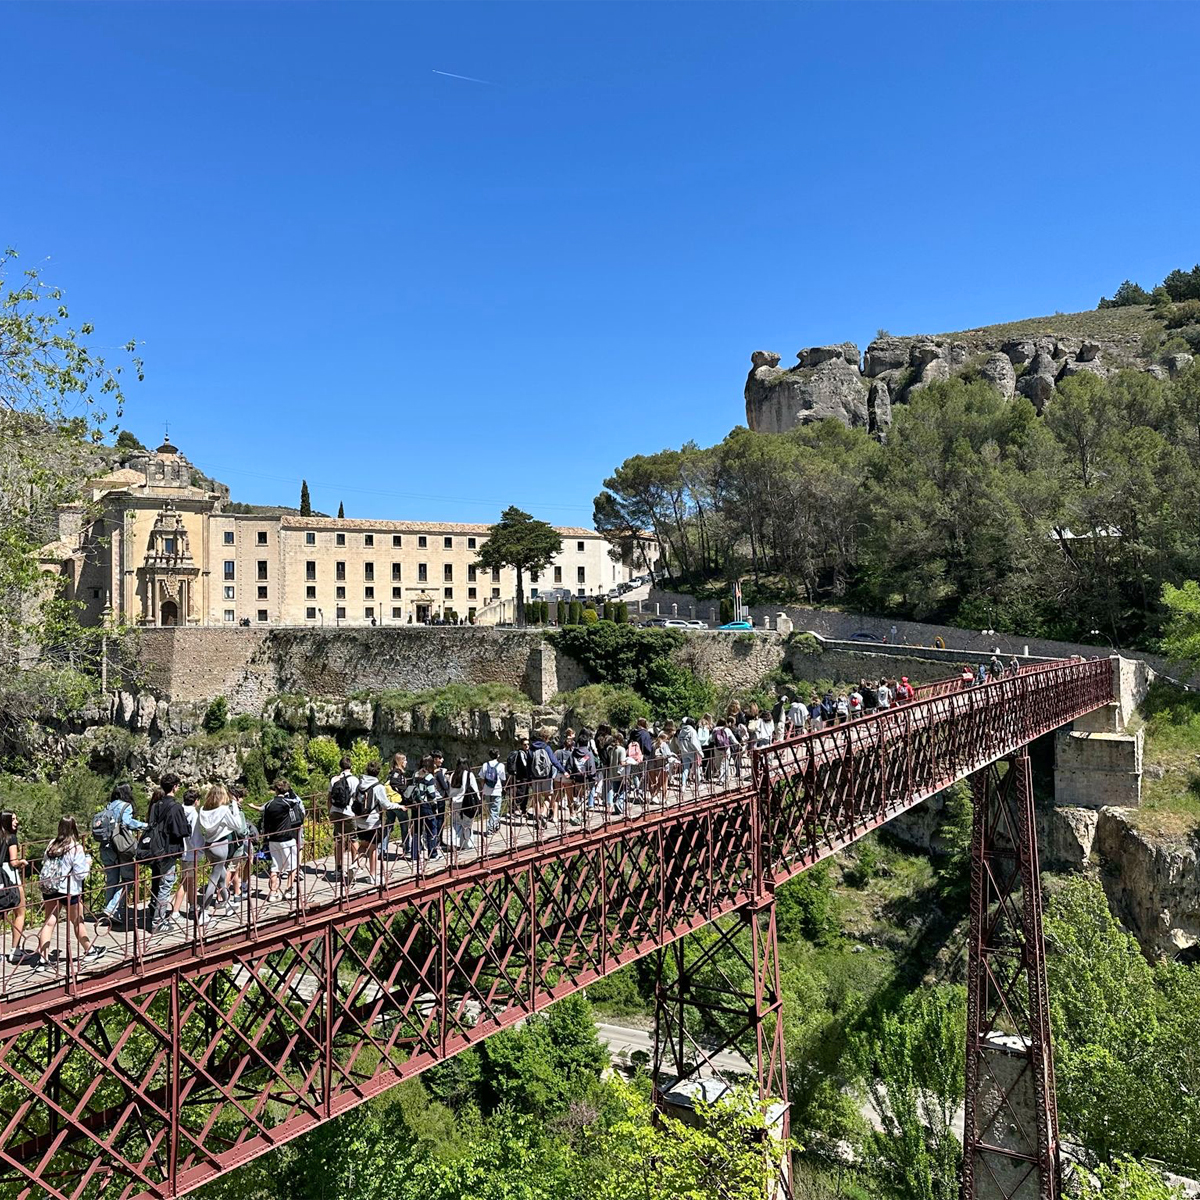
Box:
[300,480,311,516]
[337,501,345,519]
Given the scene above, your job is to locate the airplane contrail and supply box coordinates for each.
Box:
[432,69,501,86]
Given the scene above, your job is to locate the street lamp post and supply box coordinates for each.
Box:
[318,608,323,627]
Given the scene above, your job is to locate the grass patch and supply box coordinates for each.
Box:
[1128,683,1200,837]
[372,682,531,719]
[934,304,1163,345]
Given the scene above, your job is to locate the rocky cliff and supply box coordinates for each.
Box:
[745,306,1194,435]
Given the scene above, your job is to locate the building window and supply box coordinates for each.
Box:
[530,571,538,583]
[530,587,539,598]
[577,588,585,598]
[392,607,403,619]
[392,563,401,581]
[364,562,374,581]
[491,568,500,583]
[336,533,346,547]
[223,531,234,545]
[577,541,584,552]
[468,607,476,621]
[392,586,402,599]
[468,565,477,582]
[257,531,268,545]
[491,588,501,599]
[418,563,427,582]
[223,586,235,600]
[257,609,268,622]
[577,567,586,584]
[256,560,268,580]
[444,587,453,599]
[305,532,315,545]
[418,535,427,548]
[443,564,453,582]
[336,606,346,620]
[364,586,374,599]
[392,534,402,547]
[223,609,235,622]
[163,537,175,555]
[257,585,268,600]
[306,607,317,620]
[468,537,476,549]
[336,586,346,599]
[306,585,316,600]
[364,534,374,547]
[305,561,316,581]
[554,566,562,583]
[365,606,374,619]
[443,536,453,549]
[468,587,477,600]
[224,561,235,580]
[336,561,346,581]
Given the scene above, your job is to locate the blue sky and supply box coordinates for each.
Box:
[5,1,1197,525]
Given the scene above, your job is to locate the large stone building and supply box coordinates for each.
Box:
[43,440,657,627]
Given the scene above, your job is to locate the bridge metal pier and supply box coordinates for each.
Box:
[963,749,1060,1200]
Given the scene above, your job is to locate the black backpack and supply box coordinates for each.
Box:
[329,773,353,812]
[133,821,170,864]
[351,781,375,818]
[284,795,305,831]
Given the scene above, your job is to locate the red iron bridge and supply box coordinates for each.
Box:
[0,656,1116,1200]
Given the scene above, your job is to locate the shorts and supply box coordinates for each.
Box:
[40,888,77,904]
[269,841,298,876]
[356,826,382,849]
[0,886,20,913]
[332,811,355,837]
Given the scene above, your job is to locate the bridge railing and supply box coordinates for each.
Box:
[752,655,1114,880]
[0,656,1113,1004]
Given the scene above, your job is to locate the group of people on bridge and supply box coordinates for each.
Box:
[0,653,1023,983]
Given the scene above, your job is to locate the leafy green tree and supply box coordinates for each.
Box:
[299,479,311,516]
[1161,579,1200,672]
[1,249,142,664]
[851,986,965,1200]
[1098,280,1152,309]
[202,695,228,734]
[476,507,562,627]
[1072,1158,1185,1200]
[114,428,145,452]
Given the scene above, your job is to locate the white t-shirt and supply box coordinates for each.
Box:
[479,760,506,797]
[788,702,808,728]
[184,805,204,853]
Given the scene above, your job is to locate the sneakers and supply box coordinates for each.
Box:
[152,916,179,934]
[31,955,52,973]
[221,903,238,919]
[267,891,281,903]
[81,946,107,963]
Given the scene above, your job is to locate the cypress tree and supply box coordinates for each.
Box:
[337,501,345,519]
[300,480,311,516]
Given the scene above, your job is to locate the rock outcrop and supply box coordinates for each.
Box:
[746,314,1174,437]
[745,344,870,433]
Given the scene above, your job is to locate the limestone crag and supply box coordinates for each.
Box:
[745,320,1158,436]
[745,344,870,432]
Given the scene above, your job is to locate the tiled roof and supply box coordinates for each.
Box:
[278,516,598,537]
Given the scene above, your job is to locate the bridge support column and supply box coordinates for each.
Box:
[651,897,789,1162]
[963,749,1060,1200]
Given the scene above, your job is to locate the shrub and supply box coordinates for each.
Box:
[554,684,651,731]
[306,735,343,778]
[348,737,380,777]
[641,659,715,719]
[1164,298,1200,329]
[568,600,583,626]
[719,597,734,624]
[202,696,228,734]
[581,608,599,625]
[613,602,629,624]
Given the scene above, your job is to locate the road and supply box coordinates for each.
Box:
[596,1021,752,1077]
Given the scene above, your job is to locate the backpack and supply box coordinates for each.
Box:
[713,726,732,750]
[530,746,553,780]
[626,741,643,764]
[39,852,72,895]
[571,747,595,780]
[506,750,524,780]
[91,805,117,846]
[284,795,305,831]
[329,773,353,812]
[482,761,499,788]
[351,781,376,818]
[605,741,624,770]
[134,821,171,864]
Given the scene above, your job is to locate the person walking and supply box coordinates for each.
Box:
[506,737,531,823]
[93,782,146,926]
[260,778,304,902]
[0,812,28,964]
[353,762,392,883]
[710,718,733,786]
[384,753,409,860]
[328,756,358,884]
[430,751,451,845]
[449,759,481,851]
[479,750,505,836]
[409,758,441,863]
[196,784,246,926]
[148,774,191,933]
[676,717,702,793]
[177,788,203,919]
[33,818,104,970]
[528,729,567,830]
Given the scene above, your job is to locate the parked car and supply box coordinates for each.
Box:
[684,619,707,629]
[717,620,754,631]
[848,631,882,642]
